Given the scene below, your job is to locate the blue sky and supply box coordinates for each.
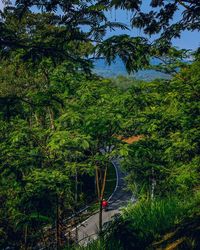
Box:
[1,1,199,50]
[106,0,200,50]
[106,6,200,50]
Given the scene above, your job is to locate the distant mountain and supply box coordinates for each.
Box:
[93,58,170,81]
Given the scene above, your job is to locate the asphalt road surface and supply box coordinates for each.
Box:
[75,158,132,246]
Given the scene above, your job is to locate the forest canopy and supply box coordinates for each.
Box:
[0,0,199,249]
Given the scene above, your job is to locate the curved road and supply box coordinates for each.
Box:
[74,158,132,246]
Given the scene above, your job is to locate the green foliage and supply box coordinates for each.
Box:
[96,35,150,73]
[106,192,200,250]
[0,1,200,248]
[111,75,143,90]
[2,0,194,77]
[130,0,200,45]
[66,237,123,250]
[0,53,129,248]
[149,47,190,75]
[122,58,200,197]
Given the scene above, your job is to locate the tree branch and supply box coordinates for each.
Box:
[176,0,191,10]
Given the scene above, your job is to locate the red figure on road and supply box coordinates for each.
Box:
[102,199,108,211]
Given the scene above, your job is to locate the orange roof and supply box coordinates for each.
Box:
[116,135,143,144]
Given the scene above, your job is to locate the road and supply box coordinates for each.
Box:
[75,158,132,246]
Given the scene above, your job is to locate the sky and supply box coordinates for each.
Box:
[106,4,200,51]
[1,1,200,50]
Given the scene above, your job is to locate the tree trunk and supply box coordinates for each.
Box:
[24,224,28,250]
[151,168,156,200]
[96,167,100,199]
[75,169,78,205]
[100,167,107,199]
[48,107,55,130]
[75,169,78,243]
[34,113,39,126]
[99,197,103,234]
[56,195,61,250]
[96,166,107,234]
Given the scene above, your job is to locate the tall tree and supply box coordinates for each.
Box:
[122,57,200,198]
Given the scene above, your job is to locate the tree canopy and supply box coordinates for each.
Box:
[0,0,199,249]
[2,0,198,74]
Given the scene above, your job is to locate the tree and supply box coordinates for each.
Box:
[131,0,200,43]
[1,1,199,248]
[0,51,131,247]
[122,57,200,198]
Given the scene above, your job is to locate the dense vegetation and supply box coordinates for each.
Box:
[0,1,199,249]
[0,58,130,248]
[108,57,200,249]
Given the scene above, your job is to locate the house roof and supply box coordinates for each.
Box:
[117,135,143,144]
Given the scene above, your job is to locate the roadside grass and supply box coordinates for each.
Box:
[65,237,123,250]
[64,191,200,250]
[109,191,200,249]
[152,214,200,250]
[68,191,200,250]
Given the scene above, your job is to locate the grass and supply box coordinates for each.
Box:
[110,191,200,249]
[64,190,200,250]
[64,237,123,250]
[152,214,200,249]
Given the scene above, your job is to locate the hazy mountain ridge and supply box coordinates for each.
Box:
[93,58,170,80]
